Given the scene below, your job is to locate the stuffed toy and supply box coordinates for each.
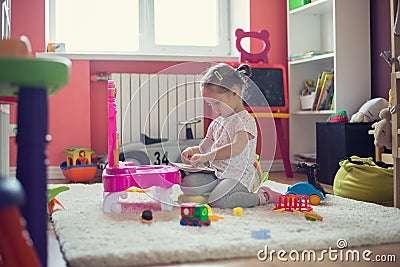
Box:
[350,98,389,123]
[371,108,392,149]
[327,110,348,122]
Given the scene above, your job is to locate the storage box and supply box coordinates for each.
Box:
[300,92,315,110]
[289,0,311,10]
[316,122,375,185]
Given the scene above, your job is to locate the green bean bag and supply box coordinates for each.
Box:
[333,156,393,204]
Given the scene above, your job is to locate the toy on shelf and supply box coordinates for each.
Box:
[350,98,389,123]
[372,107,392,149]
[274,194,313,213]
[60,147,98,182]
[102,80,180,213]
[180,203,210,226]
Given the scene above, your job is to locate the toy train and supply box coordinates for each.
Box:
[180,203,210,226]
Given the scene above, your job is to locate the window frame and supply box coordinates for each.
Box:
[47,0,230,56]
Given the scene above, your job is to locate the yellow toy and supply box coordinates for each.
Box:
[233,207,243,216]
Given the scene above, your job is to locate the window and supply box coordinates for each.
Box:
[47,0,230,55]
[1,0,11,39]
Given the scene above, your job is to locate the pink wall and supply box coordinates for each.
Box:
[9,0,288,167]
[46,61,92,165]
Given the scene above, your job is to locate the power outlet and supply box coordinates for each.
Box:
[9,124,17,137]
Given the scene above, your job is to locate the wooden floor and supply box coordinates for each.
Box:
[48,171,400,267]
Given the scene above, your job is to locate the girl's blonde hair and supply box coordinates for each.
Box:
[201,63,252,94]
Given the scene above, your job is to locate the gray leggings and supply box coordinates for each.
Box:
[180,173,259,209]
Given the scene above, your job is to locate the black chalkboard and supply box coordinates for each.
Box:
[242,66,287,112]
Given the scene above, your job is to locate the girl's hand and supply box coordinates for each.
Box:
[189,153,213,166]
[181,147,195,164]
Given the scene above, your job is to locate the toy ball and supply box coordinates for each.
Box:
[233,207,243,216]
[140,210,154,224]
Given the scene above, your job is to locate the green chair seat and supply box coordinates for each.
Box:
[0,56,71,96]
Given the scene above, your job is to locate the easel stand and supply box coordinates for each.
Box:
[235,29,293,178]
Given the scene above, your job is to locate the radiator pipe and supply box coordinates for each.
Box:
[90,73,111,82]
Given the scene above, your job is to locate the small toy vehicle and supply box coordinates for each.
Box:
[286,182,325,205]
[180,203,210,226]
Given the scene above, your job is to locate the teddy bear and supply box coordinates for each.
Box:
[350,98,389,123]
[371,108,392,149]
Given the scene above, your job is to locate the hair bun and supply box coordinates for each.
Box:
[236,64,252,77]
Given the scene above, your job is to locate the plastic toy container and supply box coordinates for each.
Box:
[299,92,314,110]
[289,0,311,10]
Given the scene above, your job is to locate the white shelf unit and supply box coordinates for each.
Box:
[287,0,371,162]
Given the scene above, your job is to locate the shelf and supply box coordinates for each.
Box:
[287,0,370,164]
[289,53,334,65]
[292,110,335,115]
[289,0,332,15]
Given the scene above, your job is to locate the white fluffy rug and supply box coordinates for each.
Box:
[51,181,400,267]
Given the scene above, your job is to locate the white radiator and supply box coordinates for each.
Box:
[111,73,205,146]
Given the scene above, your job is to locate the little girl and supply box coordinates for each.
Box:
[180,63,281,209]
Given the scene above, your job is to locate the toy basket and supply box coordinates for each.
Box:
[300,92,314,110]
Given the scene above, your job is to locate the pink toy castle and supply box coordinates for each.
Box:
[102,80,181,213]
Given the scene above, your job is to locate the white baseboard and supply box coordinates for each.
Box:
[9,166,65,180]
[260,160,289,173]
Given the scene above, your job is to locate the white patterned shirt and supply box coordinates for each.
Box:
[203,110,257,191]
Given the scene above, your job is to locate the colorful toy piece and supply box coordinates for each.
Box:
[233,207,243,216]
[251,229,271,240]
[293,210,323,221]
[204,204,224,221]
[60,147,98,182]
[274,194,313,212]
[140,210,154,224]
[286,182,325,205]
[102,80,181,213]
[47,185,70,215]
[180,203,210,226]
